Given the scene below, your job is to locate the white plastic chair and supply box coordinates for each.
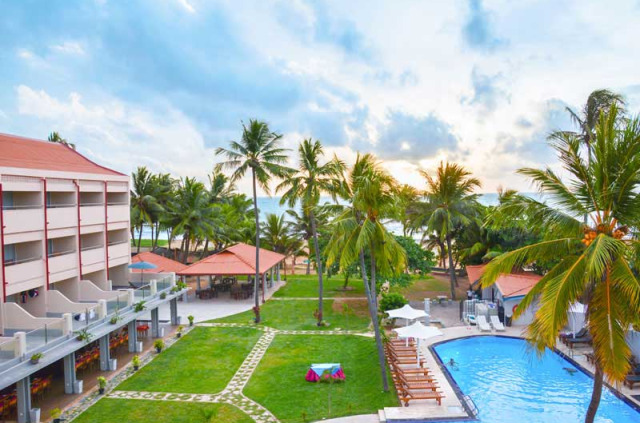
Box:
[490,315,505,331]
[477,315,492,332]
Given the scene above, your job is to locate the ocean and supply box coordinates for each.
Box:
[138,193,507,240]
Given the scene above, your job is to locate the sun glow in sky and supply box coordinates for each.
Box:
[1,0,639,195]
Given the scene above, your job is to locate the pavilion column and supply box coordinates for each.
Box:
[208,275,213,288]
[63,352,77,394]
[170,298,179,325]
[16,376,31,423]
[262,273,266,303]
[276,264,281,282]
[270,268,274,288]
[128,320,138,353]
[196,276,202,291]
[151,307,160,338]
[99,334,111,371]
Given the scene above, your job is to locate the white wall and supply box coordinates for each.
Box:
[627,330,640,361]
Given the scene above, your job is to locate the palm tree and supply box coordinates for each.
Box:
[410,162,481,299]
[215,120,294,323]
[47,131,76,149]
[561,89,625,158]
[481,105,640,423]
[130,167,160,253]
[286,208,313,274]
[170,177,215,264]
[278,139,345,325]
[326,153,407,391]
[394,184,420,237]
[260,213,291,254]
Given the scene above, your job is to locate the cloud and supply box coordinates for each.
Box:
[177,0,195,13]
[464,67,508,112]
[462,0,505,51]
[51,41,86,55]
[372,111,458,161]
[15,85,215,181]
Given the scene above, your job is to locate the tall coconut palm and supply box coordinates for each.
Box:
[170,177,215,264]
[215,120,294,323]
[560,89,625,158]
[286,208,313,274]
[326,153,407,391]
[260,213,291,254]
[481,105,640,423]
[278,139,345,325]
[130,166,160,253]
[410,162,481,299]
[47,131,76,149]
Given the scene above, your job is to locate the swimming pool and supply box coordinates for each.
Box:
[433,336,639,423]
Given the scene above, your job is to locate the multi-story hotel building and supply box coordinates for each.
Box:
[0,134,185,423]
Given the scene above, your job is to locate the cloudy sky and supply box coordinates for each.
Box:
[1,0,640,194]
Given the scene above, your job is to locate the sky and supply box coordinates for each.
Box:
[1,0,640,195]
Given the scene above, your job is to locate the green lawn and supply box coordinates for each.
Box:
[73,399,253,423]
[389,275,448,301]
[275,274,366,298]
[211,299,371,331]
[244,335,398,423]
[117,327,261,393]
[131,239,169,248]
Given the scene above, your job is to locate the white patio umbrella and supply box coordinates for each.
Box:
[393,322,444,366]
[568,302,587,337]
[386,304,429,345]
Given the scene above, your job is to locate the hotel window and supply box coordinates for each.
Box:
[3,245,16,264]
[2,192,13,209]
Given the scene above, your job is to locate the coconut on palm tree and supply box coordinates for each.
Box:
[326,153,407,391]
[410,162,481,299]
[216,120,294,323]
[481,105,640,423]
[278,139,345,326]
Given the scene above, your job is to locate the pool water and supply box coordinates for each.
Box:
[433,336,639,423]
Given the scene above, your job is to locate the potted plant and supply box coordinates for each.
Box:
[50,407,62,423]
[176,325,184,338]
[74,329,93,344]
[30,352,43,365]
[134,301,146,312]
[159,292,167,300]
[153,339,165,353]
[132,354,140,371]
[109,314,120,325]
[187,315,194,327]
[97,376,107,394]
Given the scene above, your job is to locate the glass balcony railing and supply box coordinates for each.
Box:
[24,319,66,353]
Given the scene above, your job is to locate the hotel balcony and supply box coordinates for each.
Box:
[4,257,45,295]
[81,245,105,275]
[79,204,104,226]
[107,203,128,223]
[2,303,68,357]
[108,241,129,267]
[46,204,78,230]
[48,250,78,283]
[3,206,44,234]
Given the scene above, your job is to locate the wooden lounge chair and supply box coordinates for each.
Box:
[624,375,640,389]
[397,386,444,406]
[565,335,592,349]
[396,372,439,391]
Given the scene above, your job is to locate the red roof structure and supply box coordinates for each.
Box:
[131,252,187,274]
[494,273,541,299]
[0,133,124,176]
[465,264,486,285]
[177,243,285,276]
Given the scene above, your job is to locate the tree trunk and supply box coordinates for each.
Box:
[309,209,324,326]
[182,232,191,264]
[343,273,350,289]
[445,235,457,300]
[370,242,377,308]
[252,169,261,323]
[306,240,312,275]
[137,224,143,254]
[200,238,209,259]
[359,249,389,392]
[584,363,604,423]
[154,223,161,250]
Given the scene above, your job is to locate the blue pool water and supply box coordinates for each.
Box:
[433,336,639,423]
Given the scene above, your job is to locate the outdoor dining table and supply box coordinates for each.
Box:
[305,363,345,382]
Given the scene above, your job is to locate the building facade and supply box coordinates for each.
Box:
[0,134,185,423]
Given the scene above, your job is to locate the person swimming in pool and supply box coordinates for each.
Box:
[448,358,459,370]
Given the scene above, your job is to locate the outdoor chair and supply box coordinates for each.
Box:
[477,315,492,332]
[624,374,640,389]
[397,386,444,406]
[490,315,505,331]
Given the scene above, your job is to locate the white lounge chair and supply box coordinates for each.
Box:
[477,315,492,332]
[490,315,505,331]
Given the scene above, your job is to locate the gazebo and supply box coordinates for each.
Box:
[177,243,286,302]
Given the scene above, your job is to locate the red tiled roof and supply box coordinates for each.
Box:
[494,273,541,299]
[0,133,124,176]
[178,243,285,276]
[466,264,486,285]
[131,252,188,273]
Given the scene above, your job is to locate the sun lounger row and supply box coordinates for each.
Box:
[476,315,505,332]
[385,340,444,406]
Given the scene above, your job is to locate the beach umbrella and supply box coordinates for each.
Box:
[393,322,444,366]
[386,304,428,345]
[128,261,158,283]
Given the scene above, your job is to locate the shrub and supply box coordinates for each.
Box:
[379,292,408,313]
[30,352,43,364]
[50,408,62,419]
[154,339,165,352]
[132,355,141,369]
[187,315,194,326]
[97,376,107,389]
